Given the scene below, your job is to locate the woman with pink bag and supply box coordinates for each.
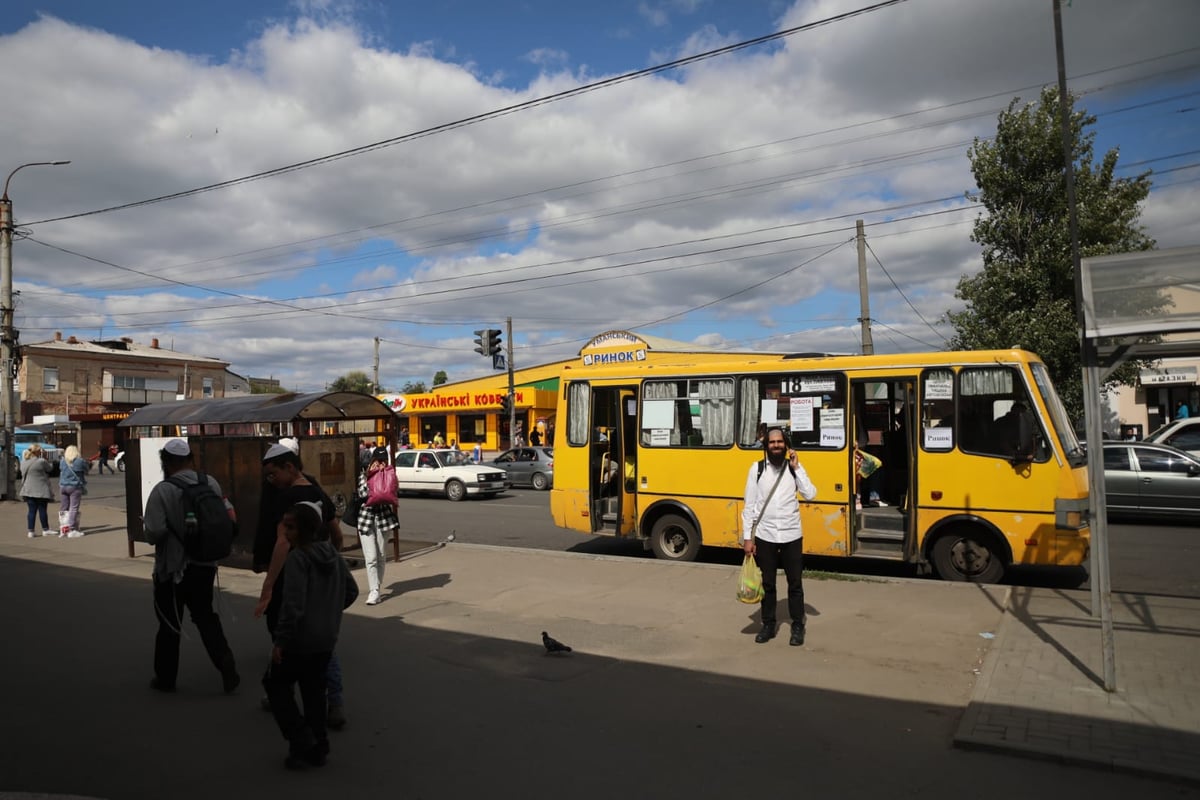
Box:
[354,447,398,606]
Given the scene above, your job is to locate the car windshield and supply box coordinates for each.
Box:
[436,450,473,467]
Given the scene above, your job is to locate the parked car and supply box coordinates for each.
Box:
[1100,440,1200,521]
[490,447,554,490]
[12,429,62,476]
[1144,417,1200,457]
[394,448,509,501]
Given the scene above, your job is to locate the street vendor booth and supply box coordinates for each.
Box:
[119,391,397,562]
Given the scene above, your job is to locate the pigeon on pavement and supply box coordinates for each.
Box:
[542,631,572,654]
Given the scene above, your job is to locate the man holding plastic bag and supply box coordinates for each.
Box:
[741,426,817,647]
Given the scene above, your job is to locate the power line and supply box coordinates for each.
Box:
[864,241,950,347]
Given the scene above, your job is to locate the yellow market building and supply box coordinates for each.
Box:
[376,330,767,452]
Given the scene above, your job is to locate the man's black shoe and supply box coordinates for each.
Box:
[754,623,777,644]
[149,678,176,693]
[789,623,806,647]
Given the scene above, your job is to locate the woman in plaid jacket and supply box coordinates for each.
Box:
[356,447,398,606]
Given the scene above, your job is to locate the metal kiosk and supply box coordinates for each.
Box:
[119,391,398,564]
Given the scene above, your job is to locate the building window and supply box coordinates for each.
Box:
[202,377,214,398]
[43,368,59,392]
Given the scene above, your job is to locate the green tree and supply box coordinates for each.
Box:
[329,370,375,394]
[401,380,427,393]
[948,86,1160,421]
[432,370,448,387]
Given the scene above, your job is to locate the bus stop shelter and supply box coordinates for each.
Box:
[1080,244,1200,690]
[119,391,397,563]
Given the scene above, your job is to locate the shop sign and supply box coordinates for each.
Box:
[1140,366,1197,385]
[399,390,527,412]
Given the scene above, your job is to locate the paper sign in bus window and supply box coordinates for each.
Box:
[924,428,953,449]
[642,400,675,430]
[925,377,954,400]
[790,397,815,431]
[819,408,845,447]
[760,398,778,424]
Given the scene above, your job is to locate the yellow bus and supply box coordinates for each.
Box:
[548,349,1089,582]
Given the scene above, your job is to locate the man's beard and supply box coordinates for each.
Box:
[766,448,786,467]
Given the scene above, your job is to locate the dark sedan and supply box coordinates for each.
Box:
[490,447,554,490]
[1101,440,1200,521]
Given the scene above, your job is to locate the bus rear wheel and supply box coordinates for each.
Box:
[931,529,1005,583]
[649,514,701,562]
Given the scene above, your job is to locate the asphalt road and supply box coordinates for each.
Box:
[89,470,1198,597]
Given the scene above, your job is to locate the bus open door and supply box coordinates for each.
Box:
[588,385,638,536]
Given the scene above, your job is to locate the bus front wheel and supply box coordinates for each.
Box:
[649,514,701,562]
[931,529,1005,584]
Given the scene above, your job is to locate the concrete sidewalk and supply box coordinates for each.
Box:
[2,497,1198,796]
[954,584,1200,783]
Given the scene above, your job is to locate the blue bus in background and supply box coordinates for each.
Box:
[13,428,63,476]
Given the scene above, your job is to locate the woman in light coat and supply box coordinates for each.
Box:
[20,444,54,537]
[355,447,398,606]
[58,445,88,537]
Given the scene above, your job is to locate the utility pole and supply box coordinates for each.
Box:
[1054,0,1115,692]
[1,160,70,501]
[506,316,516,447]
[856,219,874,356]
[373,336,381,393]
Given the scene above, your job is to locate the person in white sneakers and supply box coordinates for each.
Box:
[354,447,398,606]
[20,445,54,537]
[58,445,89,537]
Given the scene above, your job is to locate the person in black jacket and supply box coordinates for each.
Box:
[263,501,358,769]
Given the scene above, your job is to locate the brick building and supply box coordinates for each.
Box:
[16,332,235,454]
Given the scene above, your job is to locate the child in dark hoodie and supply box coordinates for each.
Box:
[263,502,359,769]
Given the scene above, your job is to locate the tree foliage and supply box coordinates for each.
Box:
[948,86,1159,421]
[329,370,375,394]
[401,380,427,393]
[432,370,448,386]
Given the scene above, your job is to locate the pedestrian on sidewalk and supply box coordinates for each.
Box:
[141,438,240,694]
[741,426,817,647]
[19,445,54,538]
[255,441,350,730]
[97,442,113,474]
[57,445,89,537]
[355,446,398,606]
[263,501,357,769]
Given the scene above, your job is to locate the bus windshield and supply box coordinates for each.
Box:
[1031,362,1083,461]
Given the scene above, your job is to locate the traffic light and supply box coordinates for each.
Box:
[473,328,503,357]
[499,393,512,415]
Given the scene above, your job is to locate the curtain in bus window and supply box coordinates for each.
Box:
[739,378,760,445]
[960,369,1013,396]
[567,382,590,445]
[697,379,735,446]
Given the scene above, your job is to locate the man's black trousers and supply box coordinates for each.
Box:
[753,536,805,627]
[152,565,233,688]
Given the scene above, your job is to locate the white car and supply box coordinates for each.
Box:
[394,448,509,501]
[1145,417,1200,457]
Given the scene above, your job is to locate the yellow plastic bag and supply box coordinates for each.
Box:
[736,554,764,604]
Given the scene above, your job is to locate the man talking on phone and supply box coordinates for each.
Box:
[742,426,818,646]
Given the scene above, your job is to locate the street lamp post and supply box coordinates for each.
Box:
[1,160,70,500]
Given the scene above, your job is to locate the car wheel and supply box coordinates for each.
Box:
[531,472,548,491]
[444,479,466,502]
[649,513,702,562]
[931,528,1005,583]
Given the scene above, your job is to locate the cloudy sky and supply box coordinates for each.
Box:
[3,0,1198,391]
